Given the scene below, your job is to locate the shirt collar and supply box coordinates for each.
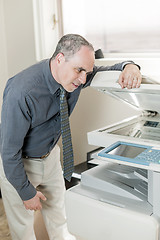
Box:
[43,59,60,94]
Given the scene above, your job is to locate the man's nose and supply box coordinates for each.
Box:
[79,72,86,84]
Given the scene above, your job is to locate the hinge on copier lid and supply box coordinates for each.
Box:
[142,110,158,117]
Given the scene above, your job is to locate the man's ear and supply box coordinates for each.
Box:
[56,53,65,64]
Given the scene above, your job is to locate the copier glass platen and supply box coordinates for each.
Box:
[66,71,160,240]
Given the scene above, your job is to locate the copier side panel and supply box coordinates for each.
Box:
[66,188,160,240]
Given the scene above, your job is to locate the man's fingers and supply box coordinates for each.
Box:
[118,73,124,88]
[132,77,137,88]
[118,74,142,89]
[136,77,142,88]
[37,191,47,201]
[123,75,132,89]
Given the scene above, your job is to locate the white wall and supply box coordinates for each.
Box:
[3,0,36,77]
[0,0,37,118]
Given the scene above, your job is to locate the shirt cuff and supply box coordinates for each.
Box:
[122,61,141,70]
[17,182,37,201]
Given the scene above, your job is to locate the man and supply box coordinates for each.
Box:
[0,34,142,240]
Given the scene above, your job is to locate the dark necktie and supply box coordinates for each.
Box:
[60,87,74,181]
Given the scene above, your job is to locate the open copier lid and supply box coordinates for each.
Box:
[91,71,160,113]
[88,71,160,171]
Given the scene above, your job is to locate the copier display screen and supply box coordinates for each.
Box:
[106,144,146,158]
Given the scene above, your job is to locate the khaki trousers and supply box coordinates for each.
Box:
[0,145,76,240]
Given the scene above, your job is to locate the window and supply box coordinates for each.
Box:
[61,0,160,53]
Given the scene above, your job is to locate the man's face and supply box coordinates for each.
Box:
[55,46,95,92]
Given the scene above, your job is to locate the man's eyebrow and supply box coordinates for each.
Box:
[77,67,93,75]
[77,67,86,72]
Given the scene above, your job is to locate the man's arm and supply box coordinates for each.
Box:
[1,90,36,200]
[1,89,46,210]
[83,61,142,88]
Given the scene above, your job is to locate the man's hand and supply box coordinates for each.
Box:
[119,64,142,89]
[23,191,46,211]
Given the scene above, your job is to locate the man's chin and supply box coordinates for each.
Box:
[63,86,75,93]
[62,83,79,92]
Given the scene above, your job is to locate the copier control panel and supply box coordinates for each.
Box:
[98,141,160,166]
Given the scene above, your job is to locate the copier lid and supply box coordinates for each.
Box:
[91,71,160,114]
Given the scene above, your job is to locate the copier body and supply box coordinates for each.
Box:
[65,71,160,240]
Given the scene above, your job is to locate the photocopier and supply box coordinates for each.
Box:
[65,71,160,240]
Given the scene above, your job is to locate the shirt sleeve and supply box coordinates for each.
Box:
[1,89,37,201]
[83,60,140,88]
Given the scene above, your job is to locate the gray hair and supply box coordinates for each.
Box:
[51,34,94,60]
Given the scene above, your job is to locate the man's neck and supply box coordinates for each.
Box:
[50,59,59,83]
